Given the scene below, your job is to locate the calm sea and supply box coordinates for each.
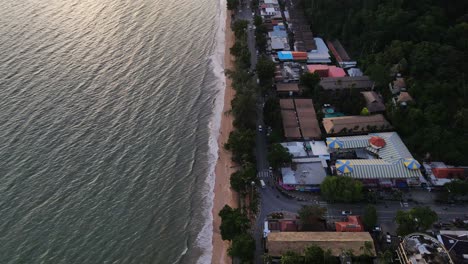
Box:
[0,0,225,263]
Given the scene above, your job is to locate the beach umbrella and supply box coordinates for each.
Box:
[404,158,421,170]
[369,136,386,149]
[336,160,353,174]
[326,137,344,149]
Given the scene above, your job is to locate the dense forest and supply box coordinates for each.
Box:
[299,0,468,164]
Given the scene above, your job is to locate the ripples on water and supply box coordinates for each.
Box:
[0,0,223,263]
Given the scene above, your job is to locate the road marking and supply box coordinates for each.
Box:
[257,170,271,178]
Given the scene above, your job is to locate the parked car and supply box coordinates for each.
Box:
[386,233,392,244]
[258,125,263,132]
[341,210,352,216]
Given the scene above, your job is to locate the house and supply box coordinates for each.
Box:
[280,158,327,191]
[396,92,414,105]
[320,76,374,91]
[322,114,391,135]
[423,161,468,186]
[389,76,406,95]
[335,216,364,232]
[266,232,376,258]
[295,99,321,139]
[276,83,300,95]
[326,132,422,187]
[347,68,363,77]
[397,233,454,264]
[437,230,468,264]
[306,38,331,64]
[326,40,357,68]
[280,141,330,159]
[307,65,346,78]
[277,51,308,62]
[361,91,386,113]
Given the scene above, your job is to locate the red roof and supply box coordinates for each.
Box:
[432,168,466,179]
[335,216,364,232]
[280,220,298,232]
[369,136,386,148]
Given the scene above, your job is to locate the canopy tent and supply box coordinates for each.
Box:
[326,137,344,149]
[369,136,386,149]
[336,160,353,174]
[403,158,420,170]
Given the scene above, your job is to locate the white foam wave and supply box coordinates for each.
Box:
[194,0,226,263]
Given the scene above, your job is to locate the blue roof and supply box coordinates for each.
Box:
[278,51,293,61]
[270,30,287,38]
[273,25,286,31]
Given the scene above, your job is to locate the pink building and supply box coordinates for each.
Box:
[307,65,346,78]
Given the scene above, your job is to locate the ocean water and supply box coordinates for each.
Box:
[0,0,225,263]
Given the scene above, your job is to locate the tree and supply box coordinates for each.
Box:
[362,205,377,230]
[228,233,255,261]
[224,129,256,163]
[395,206,438,235]
[218,205,250,241]
[360,107,370,116]
[230,163,257,194]
[298,205,327,231]
[378,250,394,264]
[320,176,363,203]
[268,143,292,169]
[445,180,468,197]
[226,0,239,10]
[300,72,320,97]
[304,245,324,264]
[256,56,275,84]
[281,251,304,264]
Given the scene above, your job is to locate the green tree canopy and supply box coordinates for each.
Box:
[395,206,438,235]
[224,129,256,163]
[256,56,276,84]
[218,205,250,241]
[268,143,292,169]
[304,245,324,264]
[300,72,320,97]
[362,205,378,230]
[281,251,304,264]
[320,176,363,203]
[445,180,468,197]
[298,205,327,223]
[228,233,256,261]
[230,163,257,194]
[226,0,239,10]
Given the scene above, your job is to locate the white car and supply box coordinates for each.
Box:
[341,210,352,215]
[258,125,263,132]
[386,234,392,244]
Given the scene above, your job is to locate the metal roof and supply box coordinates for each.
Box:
[327,132,422,179]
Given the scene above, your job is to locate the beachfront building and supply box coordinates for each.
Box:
[266,232,376,259]
[397,233,454,264]
[326,132,422,187]
[335,216,364,232]
[280,99,321,140]
[423,161,468,187]
[326,40,357,68]
[322,114,392,135]
[306,38,331,64]
[437,230,468,263]
[319,76,374,91]
[361,91,386,113]
[306,64,346,78]
[279,141,330,191]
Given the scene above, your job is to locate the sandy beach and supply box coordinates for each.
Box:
[211,10,238,264]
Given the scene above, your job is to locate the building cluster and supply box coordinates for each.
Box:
[253,0,467,262]
[255,0,467,192]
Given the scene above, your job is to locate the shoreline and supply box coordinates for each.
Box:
[211,10,239,264]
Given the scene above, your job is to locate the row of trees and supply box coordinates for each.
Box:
[299,0,468,165]
[320,176,364,203]
[218,205,255,261]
